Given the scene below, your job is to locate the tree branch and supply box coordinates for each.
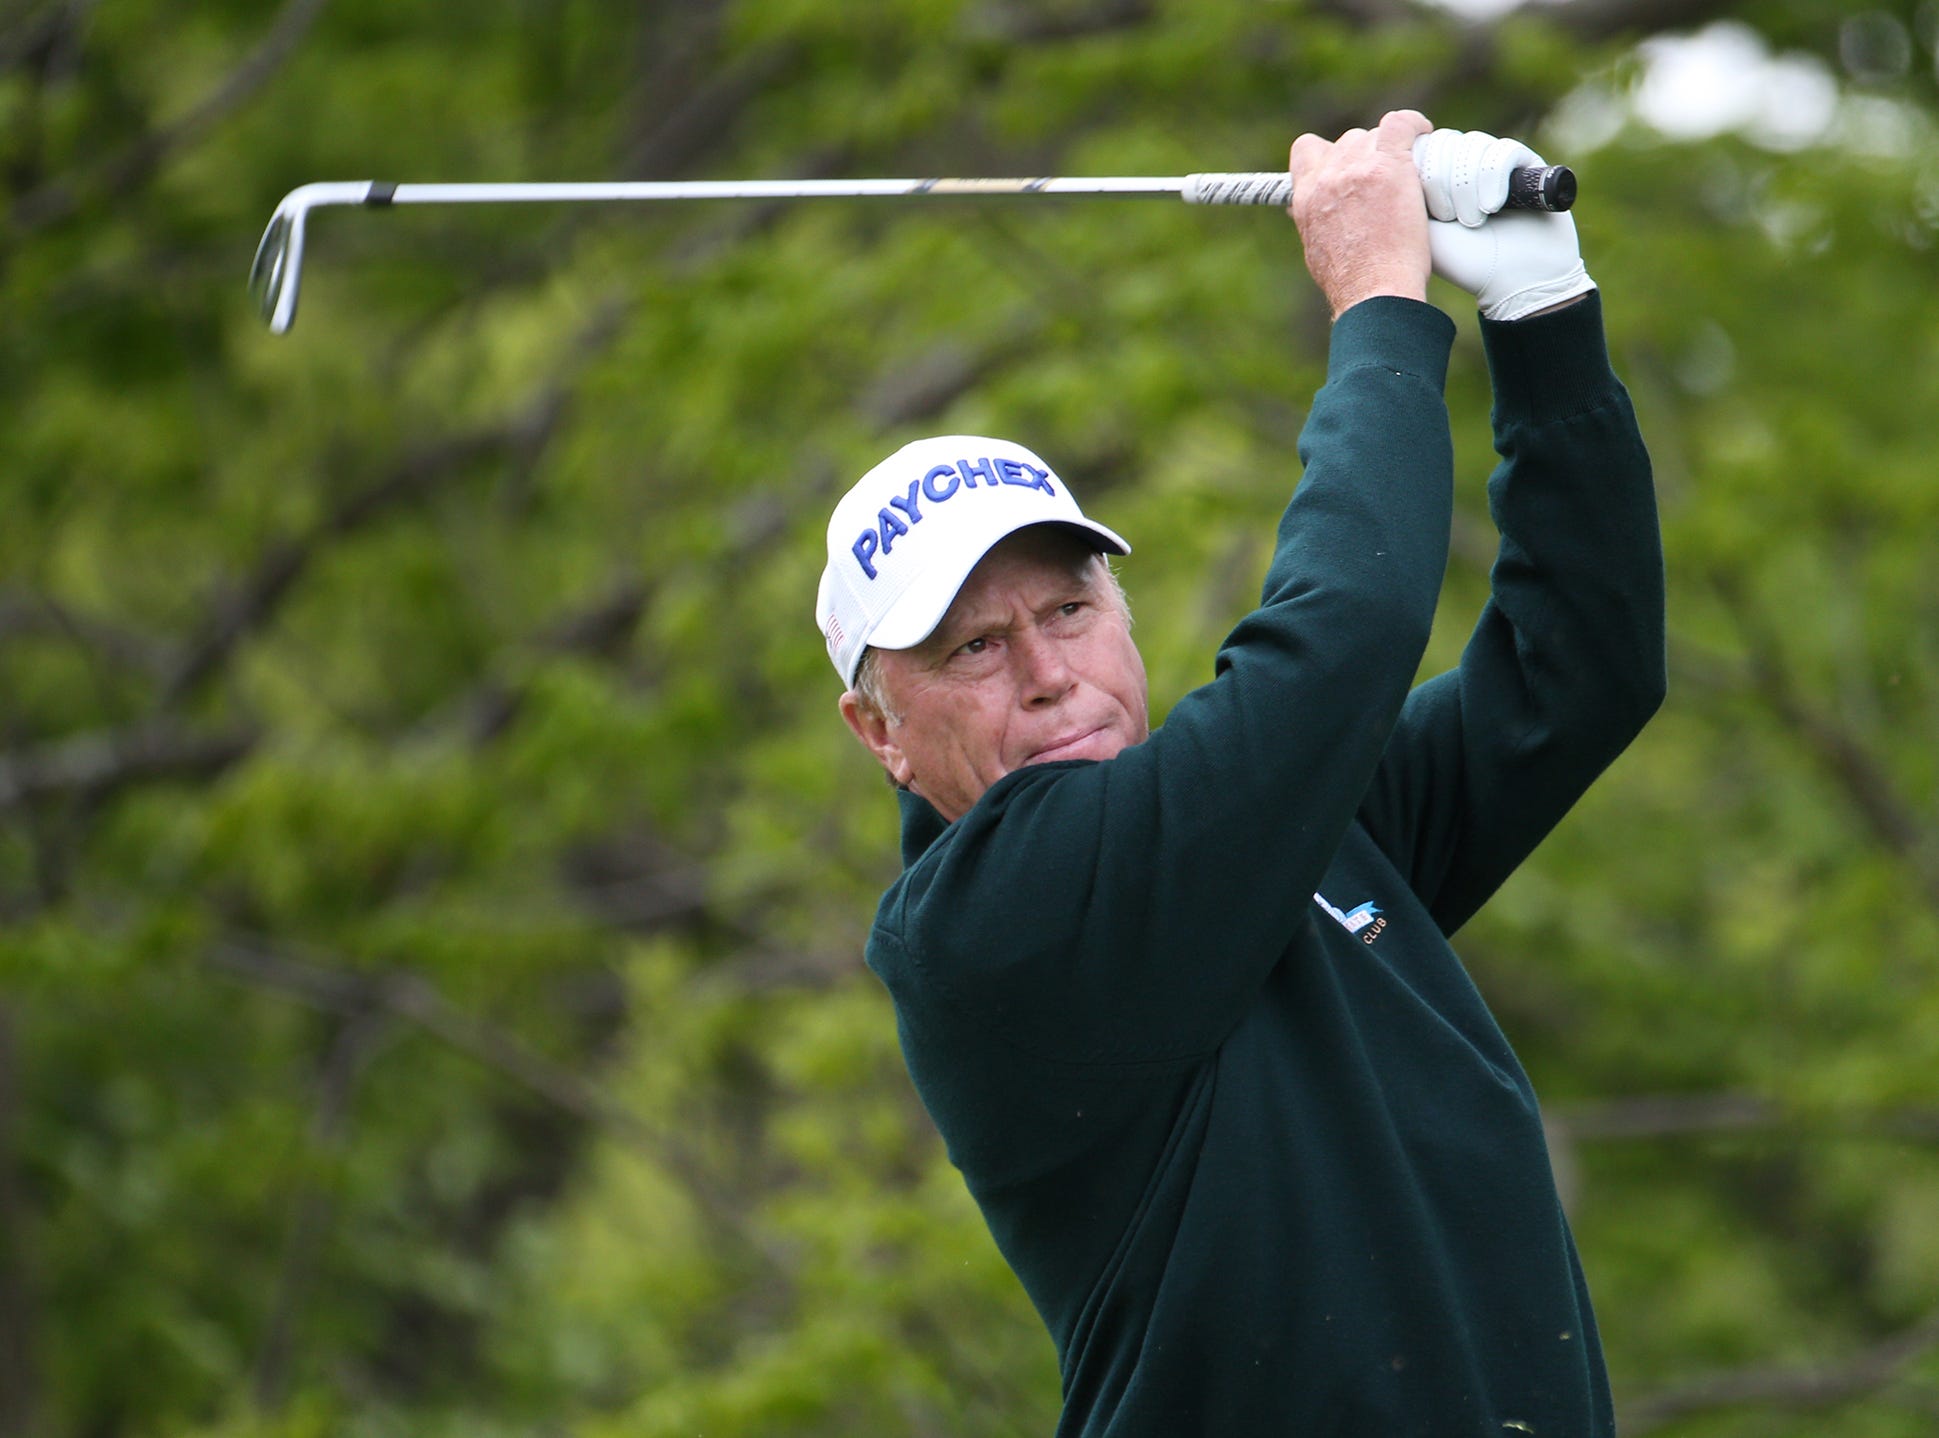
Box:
[0,720,257,813]
[0,587,174,677]
[251,1008,389,1414]
[700,941,863,996]
[1303,0,1756,160]
[1622,1306,1939,1434]
[1553,1091,1779,1140]
[203,937,794,1273]
[161,300,626,708]
[1539,0,1749,45]
[1551,1092,1939,1145]
[0,1005,37,1438]
[159,429,522,708]
[1695,580,1939,915]
[206,939,678,1164]
[9,0,331,234]
[621,32,803,182]
[975,0,1154,44]
[0,0,92,86]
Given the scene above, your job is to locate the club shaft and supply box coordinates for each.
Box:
[253,167,1575,332]
[323,166,1572,212]
[371,176,1216,204]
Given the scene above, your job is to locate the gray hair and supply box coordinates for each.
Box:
[851,645,901,725]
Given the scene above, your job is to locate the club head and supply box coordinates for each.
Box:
[248,204,303,334]
[248,183,376,334]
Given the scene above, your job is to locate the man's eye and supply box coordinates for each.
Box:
[959,637,990,655]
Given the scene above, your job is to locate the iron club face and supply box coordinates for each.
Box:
[248,183,379,335]
[246,208,295,332]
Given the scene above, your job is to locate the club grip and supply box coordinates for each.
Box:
[1505,164,1575,213]
[1183,165,1577,213]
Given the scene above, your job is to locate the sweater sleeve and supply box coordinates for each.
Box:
[877,297,1458,1064]
[1354,290,1667,935]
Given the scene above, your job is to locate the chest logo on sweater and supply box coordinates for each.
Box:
[1314,892,1388,945]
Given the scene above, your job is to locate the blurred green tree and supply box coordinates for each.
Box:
[3,2,1938,1435]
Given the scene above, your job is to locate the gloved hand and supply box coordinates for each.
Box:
[1411,127,1596,322]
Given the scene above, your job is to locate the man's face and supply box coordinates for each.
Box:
[839,528,1150,823]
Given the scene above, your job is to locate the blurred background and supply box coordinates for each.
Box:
[4,0,1939,1433]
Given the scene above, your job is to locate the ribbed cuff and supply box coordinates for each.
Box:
[1479,288,1621,425]
[1327,295,1457,392]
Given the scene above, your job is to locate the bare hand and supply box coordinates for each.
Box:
[1287,110,1434,320]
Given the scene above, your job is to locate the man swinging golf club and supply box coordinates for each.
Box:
[818,111,1664,1436]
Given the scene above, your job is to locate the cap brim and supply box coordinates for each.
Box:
[866,518,1130,655]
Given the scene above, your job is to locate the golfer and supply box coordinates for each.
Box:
[816,111,1663,1436]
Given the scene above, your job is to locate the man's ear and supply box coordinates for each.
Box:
[839,691,913,788]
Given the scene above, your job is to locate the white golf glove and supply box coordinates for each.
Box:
[1412,127,1596,322]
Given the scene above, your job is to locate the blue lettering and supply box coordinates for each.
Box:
[851,529,880,580]
[921,464,960,503]
[887,480,923,527]
[957,456,997,489]
[997,458,1055,495]
[850,456,1057,586]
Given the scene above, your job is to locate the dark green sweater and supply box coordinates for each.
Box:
[866,292,1665,1436]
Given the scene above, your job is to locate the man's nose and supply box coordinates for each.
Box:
[1013,630,1073,706]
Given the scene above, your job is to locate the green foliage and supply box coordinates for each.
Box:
[6,2,1939,1435]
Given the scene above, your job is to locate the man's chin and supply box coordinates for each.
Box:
[1023,728,1125,766]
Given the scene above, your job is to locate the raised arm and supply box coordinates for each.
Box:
[1356,289,1666,933]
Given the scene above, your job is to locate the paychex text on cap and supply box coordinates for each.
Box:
[849,454,1059,581]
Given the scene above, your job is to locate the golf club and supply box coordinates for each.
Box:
[248,165,1576,335]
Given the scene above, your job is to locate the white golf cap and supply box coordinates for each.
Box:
[816,435,1129,687]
